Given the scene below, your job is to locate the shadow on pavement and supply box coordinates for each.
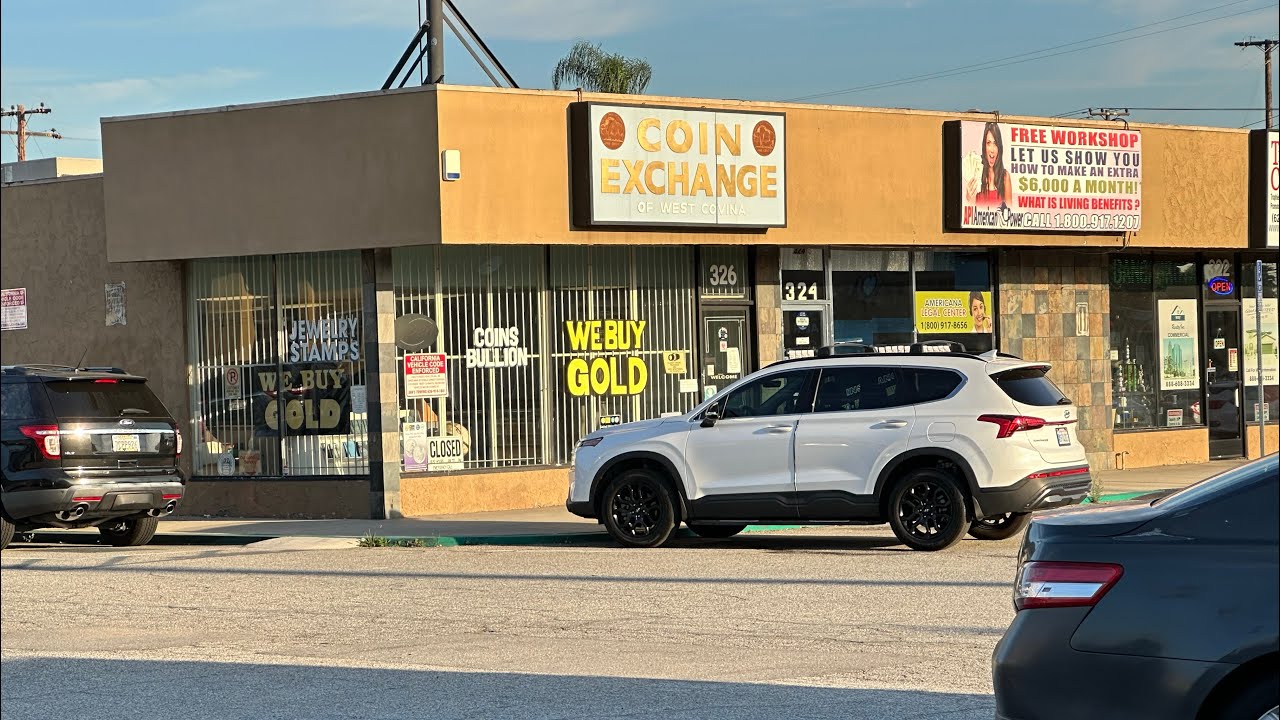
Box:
[0,656,995,720]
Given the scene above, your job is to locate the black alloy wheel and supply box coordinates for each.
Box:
[601,470,677,548]
[887,468,970,551]
[967,512,1032,541]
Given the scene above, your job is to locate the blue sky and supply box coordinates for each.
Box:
[2,0,1278,163]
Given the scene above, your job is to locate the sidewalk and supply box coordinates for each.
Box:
[24,458,1254,548]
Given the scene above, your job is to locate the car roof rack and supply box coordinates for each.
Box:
[777,342,1025,366]
[1,364,134,377]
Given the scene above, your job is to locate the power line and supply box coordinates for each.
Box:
[1117,106,1279,111]
[786,1,1273,102]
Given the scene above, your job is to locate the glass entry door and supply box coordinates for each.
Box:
[1204,306,1244,459]
[783,307,825,360]
[702,309,752,400]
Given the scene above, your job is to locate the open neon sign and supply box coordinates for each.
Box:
[1207,276,1234,295]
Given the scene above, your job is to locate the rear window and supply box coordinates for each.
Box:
[43,380,169,419]
[991,367,1070,407]
[2,381,48,420]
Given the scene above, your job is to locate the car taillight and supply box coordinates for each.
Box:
[93,378,119,383]
[978,414,1046,438]
[175,429,183,458]
[19,425,61,459]
[1014,561,1123,611]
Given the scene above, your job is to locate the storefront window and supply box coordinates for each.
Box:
[831,249,911,347]
[779,248,993,355]
[188,251,367,477]
[1109,256,1202,430]
[912,251,994,353]
[549,247,698,464]
[393,246,546,472]
[1243,260,1279,424]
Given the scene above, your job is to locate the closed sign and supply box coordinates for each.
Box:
[428,436,464,471]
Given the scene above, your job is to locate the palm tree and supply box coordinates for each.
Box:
[551,41,653,95]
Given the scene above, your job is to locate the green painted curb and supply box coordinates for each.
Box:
[1083,489,1171,504]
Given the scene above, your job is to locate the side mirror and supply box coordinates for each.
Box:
[701,407,720,428]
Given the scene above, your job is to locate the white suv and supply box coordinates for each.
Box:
[567,344,1091,551]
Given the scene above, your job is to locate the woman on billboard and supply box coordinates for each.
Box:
[964,122,1014,209]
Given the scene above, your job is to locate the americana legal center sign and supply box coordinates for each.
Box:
[571,103,787,228]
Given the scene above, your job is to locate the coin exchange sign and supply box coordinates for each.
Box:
[948,120,1142,233]
[572,103,786,228]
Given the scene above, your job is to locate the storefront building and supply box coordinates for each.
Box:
[2,85,1275,518]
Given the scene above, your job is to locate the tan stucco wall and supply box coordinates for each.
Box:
[100,88,442,262]
[97,85,1250,262]
[1245,424,1279,460]
[400,467,571,516]
[433,86,1249,250]
[1113,429,1210,469]
[0,176,189,475]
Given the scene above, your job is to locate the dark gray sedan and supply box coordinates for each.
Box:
[993,453,1279,720]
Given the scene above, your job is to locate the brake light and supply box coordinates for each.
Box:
[1014,561,1123,611]
[978,414,1046,438]
[93,378,119,383]
[19,425,61,459]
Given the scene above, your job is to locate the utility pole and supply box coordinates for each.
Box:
[1087,108,1130,122]
[1235,39,1277,129]
[426,0,444,84]
[1,103,62,161]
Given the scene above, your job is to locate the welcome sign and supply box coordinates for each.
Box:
[572,103,786,228]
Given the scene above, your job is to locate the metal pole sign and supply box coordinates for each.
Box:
[1258,259,1267,457]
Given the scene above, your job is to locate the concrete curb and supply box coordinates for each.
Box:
[18,492,1172,549]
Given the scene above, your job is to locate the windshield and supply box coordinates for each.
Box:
[1152,454,1279,509]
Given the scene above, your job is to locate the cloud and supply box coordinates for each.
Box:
[70,68,263,105]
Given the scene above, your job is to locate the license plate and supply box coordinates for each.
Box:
[1056,427,1071,446]
[112,493,151,508]
[112,434,141,452]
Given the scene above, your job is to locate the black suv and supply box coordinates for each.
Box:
[1,365,186,549]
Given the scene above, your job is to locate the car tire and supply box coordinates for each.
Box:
[98,516,159,547]
[1210,672,1279,720]
[887,468,971,551]
[967,512,1031,541]
[687,523,748,539]
[0,512,14,551]
[600,469,677,548]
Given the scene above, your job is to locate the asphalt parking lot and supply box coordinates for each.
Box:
[2,526,1019,720]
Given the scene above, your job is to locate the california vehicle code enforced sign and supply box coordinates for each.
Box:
[955,121,1141,232]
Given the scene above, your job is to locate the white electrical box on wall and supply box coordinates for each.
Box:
[442,150,461,181]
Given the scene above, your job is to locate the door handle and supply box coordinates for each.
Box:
[872,420,910,429]
[764,425,794,434]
